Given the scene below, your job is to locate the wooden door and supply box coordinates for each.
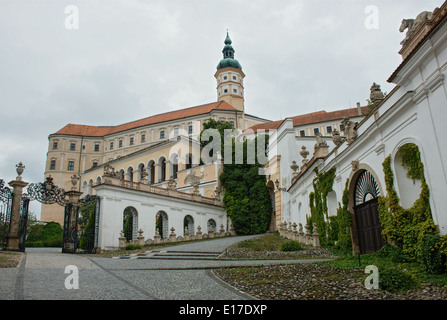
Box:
[354,199,384,254]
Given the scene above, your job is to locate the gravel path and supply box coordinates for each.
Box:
[214,260,447,300]
[4,236,445,301]
[1,235,329,300]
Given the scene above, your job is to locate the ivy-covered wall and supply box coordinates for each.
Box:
[378,143,437,261]
[307,167,352,251]
[308,167,336,246]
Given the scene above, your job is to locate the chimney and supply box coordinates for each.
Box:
[356,102,362,115]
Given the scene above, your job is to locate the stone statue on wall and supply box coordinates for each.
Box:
[167,177,176,190]
[332,129,343,146]
[184,170,203,186]
[399,11,433,45]
[140,168,148,182]
[341,118,357,145]
[370,82,384,106]
[300,146,309,166]
[314,132,328,151]
[103,163,120,178]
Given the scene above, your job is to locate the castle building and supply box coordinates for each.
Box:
[42,32,373,234]
[272,2,447,254]
[39,3,447,253]
[41,33,266,225]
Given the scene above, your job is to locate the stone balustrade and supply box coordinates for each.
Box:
[102,175,223,207]
[118,224,237,249]
[278,221,320,247]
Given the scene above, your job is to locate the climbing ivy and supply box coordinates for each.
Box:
[335,179,352,252]
[399,143,425,181]
[308,167,336,246]
[378,144,436,261]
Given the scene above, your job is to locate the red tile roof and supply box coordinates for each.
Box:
[246,107,368,132]
[53,101,240,137]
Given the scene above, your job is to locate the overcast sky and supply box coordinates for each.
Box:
[0,0,442,217]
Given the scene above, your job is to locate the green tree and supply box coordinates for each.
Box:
[200,118,235,163]
[27,221,63,247]
[219,134,272,235]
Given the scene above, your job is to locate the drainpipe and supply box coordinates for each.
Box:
[78,136,84,191]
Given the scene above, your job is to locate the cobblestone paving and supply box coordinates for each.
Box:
[1,235,325,300]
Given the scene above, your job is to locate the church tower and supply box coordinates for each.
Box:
[215,31,245,113]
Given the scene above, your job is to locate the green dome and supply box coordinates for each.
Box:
[217,58,242,70]
[216,31,242,70]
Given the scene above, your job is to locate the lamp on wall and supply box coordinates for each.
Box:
[275,179,286,191]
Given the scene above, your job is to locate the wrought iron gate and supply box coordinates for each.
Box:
[18,197,30,252]
[74,195,99,253]
[0,179,13,249]
[2,165,101,253]
[0,179,30,252]
[26,176,100,253]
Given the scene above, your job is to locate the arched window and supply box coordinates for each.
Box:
[123,207,138,242]
[326,191,337,216]
[185,153,192,169]
[170,154,179,179]
[148,160,155,184]
[82,181,88,195]
[155,211,168,239]
[88,179,93,195]
[394,143,423,209]
[183,215,194,235]
[137,163,145,182]
[207,219,217,233]
[158,157,166,182]
[354,170,380,206]
[126,167,134,182]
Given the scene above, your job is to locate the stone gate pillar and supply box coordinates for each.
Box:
[62,175,83,253]
[6,163,28,252]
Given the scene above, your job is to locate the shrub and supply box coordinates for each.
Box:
[379,268,418,293]
[421,233,446,275]
[125,244,142,251]
[280,240,304,252]
[376,243,410,263]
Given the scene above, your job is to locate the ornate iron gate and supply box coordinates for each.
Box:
[27,176,100,254]
[0,179,13,249]
[2,165,101,253]
[62,202,78,253]
[76,195,99,253]
[18,196,30,252]
[0,179,30,252]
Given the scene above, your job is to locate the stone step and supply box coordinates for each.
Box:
[114,250,222,260]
